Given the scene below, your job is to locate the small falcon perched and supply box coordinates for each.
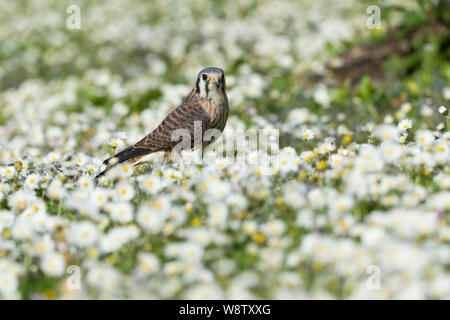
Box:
[96,67,229,178]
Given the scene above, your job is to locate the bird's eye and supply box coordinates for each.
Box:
[202,74,208,81]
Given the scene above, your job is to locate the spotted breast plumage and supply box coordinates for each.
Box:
[96,67,229,178]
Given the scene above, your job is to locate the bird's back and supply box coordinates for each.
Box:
[134,90,213,151]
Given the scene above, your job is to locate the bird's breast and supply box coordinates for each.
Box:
[201,95,229,131]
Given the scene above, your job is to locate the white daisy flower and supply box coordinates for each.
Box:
[301,128,314,140]
[41,253,66,277]
[114,182,135,201]
[398,119,413,132]
[139,175,161,194]
[0,166,16,180]
[109,202,134,223]
[137,206,163,233]
[24,174,40,189]
[0,271,18,296]
[66,221,99,247]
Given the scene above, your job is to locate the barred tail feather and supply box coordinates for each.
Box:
[95,146,156,179]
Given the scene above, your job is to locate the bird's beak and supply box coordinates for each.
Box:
[211,77,219,86]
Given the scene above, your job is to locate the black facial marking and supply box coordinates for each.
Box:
[195,76,200,94]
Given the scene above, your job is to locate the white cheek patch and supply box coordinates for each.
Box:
[199,80,207,97]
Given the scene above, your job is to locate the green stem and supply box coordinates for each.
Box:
[57,200,62,217]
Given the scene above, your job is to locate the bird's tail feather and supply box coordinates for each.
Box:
[95,146,156,179]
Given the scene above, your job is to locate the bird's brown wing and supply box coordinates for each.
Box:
[103,91,212,167]
[134,92,211,151]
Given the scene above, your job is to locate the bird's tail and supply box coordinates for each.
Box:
[95,146,156,179]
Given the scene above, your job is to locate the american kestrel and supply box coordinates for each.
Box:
[96,67,229,178]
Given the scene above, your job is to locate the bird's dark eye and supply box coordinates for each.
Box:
[202,74,208,81]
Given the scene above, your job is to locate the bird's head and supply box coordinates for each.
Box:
[195,67,226,99]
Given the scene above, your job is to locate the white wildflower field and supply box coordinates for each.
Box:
[0,0,449,299]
